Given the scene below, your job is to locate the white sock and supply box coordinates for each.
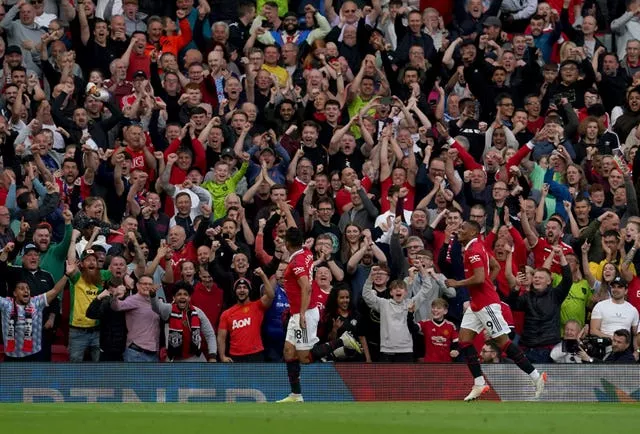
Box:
[474,376,486,386]
[529,370,540,381]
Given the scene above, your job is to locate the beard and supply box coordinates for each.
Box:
[82,268,102,286]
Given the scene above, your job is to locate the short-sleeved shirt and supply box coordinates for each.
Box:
[463,238,501,311]
[69,270,112,328]
[591,299,639,336]
[283,248,314,314]
[219,300,267,356]
[419,319,458,363]
[560,279,593,328]
[531,238,574,274]
[310,283,329,318]
[628,277,640,314]
[0,295,47,357]
[380,178,415,212]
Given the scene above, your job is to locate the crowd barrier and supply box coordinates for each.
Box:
[0,364,638,403]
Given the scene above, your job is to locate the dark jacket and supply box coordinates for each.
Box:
[51,91,124,150]
[602,349,637,363]
[508,264,572,347]
[86,294,127,358]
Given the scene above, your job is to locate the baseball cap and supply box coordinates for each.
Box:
[483,16,501,27]
[5,46,21,56]
[611,276,628,287]
[132,70,147,79]
[221,148,235,159]
[23,243,39,254]
[81,249,98,261]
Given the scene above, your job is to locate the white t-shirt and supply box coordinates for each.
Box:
[591,299,639,336]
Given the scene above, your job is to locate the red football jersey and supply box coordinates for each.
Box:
[283,248,314,314]
[463,238,501,311]
[532,238,574,274]
[628,277,640,314]
[420,319,458,363]
[218,300,266,356]
[311,282,329,317]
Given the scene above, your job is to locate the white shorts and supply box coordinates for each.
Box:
[460,303,510,339]
[285,307,320,350]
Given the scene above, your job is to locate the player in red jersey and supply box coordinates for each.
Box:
[277,228,360,403]
[445,221,547,401]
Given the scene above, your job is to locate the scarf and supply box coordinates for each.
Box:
[167,303,201,361]
[6,300,34,353]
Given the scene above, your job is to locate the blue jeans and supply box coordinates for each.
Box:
[68,328,100,362]
[123,347,158,362]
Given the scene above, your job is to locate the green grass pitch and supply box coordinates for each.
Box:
[1,402,640,433]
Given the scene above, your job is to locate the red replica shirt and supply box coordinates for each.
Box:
[419,319,458,362]
[334,177,372,214]
[218,300,266,356]
[463,238,501,311]
[310,283,329,317]
[532,238,574,274]
[380,177,415,212]
[628,277,640,314]
[287,178,307,208]
[191,283,224,329]
[283,248,314,314]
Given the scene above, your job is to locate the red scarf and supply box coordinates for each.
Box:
[6,299,34,353]
[167,303,201,361]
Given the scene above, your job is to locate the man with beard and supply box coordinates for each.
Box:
[150,280,217,362]
[66,246,113,362]
[256,7,331,49]
[217,268,274,362]
[21,209,73,282]
[0,244,72,361]
[522,213,574,273]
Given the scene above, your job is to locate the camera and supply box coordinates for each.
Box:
[581,336,611,360]
[561,339,580,354]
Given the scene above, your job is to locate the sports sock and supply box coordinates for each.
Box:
[310,339,342,360]
[459,342,485,385]
[285,359,301,394]
[501,340,537,377]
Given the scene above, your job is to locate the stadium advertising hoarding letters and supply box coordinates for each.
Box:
[0,364,638,403]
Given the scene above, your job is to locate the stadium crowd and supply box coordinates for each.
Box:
[0,0,639,365]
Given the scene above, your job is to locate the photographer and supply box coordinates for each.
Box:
[551,320,587,363]
[581,330,637,363]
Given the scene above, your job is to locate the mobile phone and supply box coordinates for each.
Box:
[380,96,393,105]
[518,265,526,274]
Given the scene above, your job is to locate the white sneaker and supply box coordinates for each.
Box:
[534,372,548,399]
[276,393,304,403]
[340,331,362,354]
[463,385,490,402]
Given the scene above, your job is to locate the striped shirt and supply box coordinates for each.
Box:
[0,295,47,358]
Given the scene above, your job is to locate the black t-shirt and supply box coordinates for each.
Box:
[301,145,328,168]
[328,147,366,177]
